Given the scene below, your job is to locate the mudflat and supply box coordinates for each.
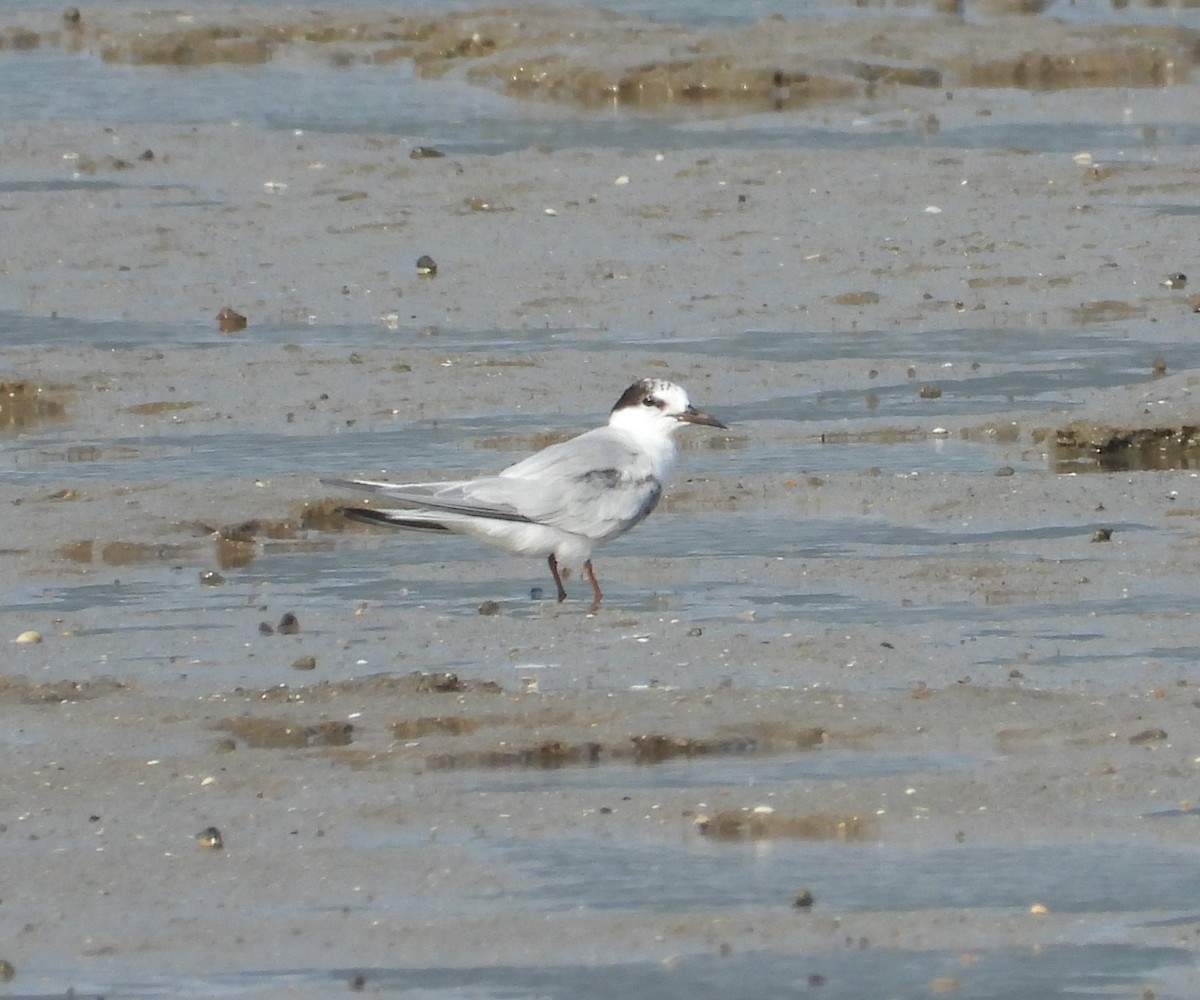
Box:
[3,4,1200,997]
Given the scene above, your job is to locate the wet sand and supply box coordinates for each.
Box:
[4,4,1200,997]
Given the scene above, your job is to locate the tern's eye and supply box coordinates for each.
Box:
[642,396,658,407]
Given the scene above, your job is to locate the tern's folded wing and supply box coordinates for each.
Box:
[496,430,665,541]
[321,476,534,523]
[324,425,665,541]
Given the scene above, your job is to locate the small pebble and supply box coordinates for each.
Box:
[918,384,942,399]
[13,630,42,645]
[196,826,224,850]
[200,570,225,586]
[1091,528,1112,542]
[416,255,437,276]
[409,146,444,159]
[530,586,544,600]
[1129,728,1168,744]
[994,466,1015,477]
[478,600,501,616]
[277,612,300,635]
[0,959,13,981]
[292,655,317,671]
[1163,273,1187,289]
[793,888,815,909]
[258,621,275,635]
[216,307,247,333]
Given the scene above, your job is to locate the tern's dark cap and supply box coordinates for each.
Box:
[610,378,665,414]
[610,378,727,429]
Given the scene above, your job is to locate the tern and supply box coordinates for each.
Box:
[323,378,727,609]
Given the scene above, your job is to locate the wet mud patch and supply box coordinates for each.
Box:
[291,498,384,533]
[214,679,844,773]
[424,740,604,770]
[829,420,1024,450]
[392,715,484,738]
[1069,300,1147,325]
[695,809,878,842]
[244,671,505,704]
[820,426,929,445]
[631,727,826,761]
[182,509,365,567]
[195,516,312,568]
[58,539,199,565]
[1043,421,1200,472]
[4,6,1197,115]
[394,698,828,771]
[959,42,1191,91]
[416,729,824,771]
[0,676,125,703]
[213,716,354,749]
[123,400,198,416]
[194,516,306,543]
[0,380,67,433]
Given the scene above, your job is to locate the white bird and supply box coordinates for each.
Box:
[322,378,727,609]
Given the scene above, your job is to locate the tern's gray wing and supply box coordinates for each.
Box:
[495,427,665,541]
[322,426,664,542]
[320,476,534,523]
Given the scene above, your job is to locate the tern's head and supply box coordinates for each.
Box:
[609,378,727,435]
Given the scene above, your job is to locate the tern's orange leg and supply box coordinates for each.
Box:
[583,559,603,611]
[547,554,568,603]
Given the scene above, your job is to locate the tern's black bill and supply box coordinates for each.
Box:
[677,405,728,430]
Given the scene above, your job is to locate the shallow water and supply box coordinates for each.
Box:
[7,42,1196,155]
[3,311,1183,487]
[3,0,1199,155]
[1,508,1186,697]
[23,942,1194,1000]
